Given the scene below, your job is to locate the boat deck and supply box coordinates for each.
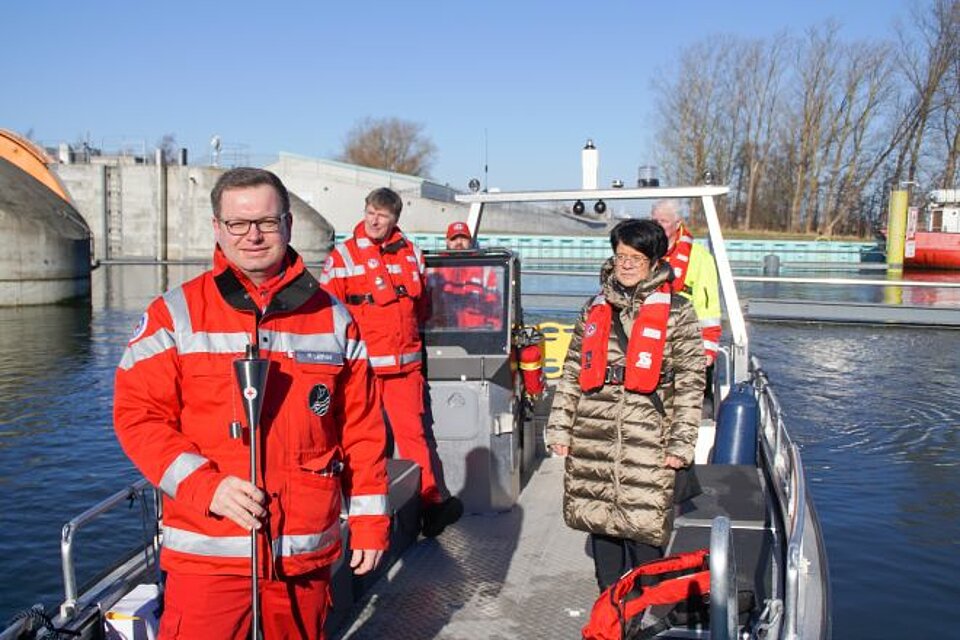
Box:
[334,456,597,639]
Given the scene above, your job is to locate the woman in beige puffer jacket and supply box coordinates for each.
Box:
[545,219,705,590]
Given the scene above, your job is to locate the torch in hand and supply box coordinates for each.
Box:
[233,343,269,639]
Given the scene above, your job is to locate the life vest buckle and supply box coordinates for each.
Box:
[604,364,625,385]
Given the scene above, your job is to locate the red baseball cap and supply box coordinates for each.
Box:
[446,221,472,241]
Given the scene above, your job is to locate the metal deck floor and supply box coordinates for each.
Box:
[334,456,598,640]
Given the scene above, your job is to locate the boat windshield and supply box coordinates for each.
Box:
[423,257,510,355]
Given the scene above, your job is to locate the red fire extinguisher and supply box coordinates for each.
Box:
[515,327,545,399]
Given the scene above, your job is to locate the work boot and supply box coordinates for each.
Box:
[420,496,463,538]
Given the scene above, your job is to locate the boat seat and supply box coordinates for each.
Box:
[646,465,775,636]
[674,464,770,530]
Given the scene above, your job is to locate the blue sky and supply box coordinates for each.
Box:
[3,0,913,191]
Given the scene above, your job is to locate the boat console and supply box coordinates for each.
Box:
[422,247,539,513]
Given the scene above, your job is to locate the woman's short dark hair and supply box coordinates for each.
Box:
[210,167,290,218]
[609,219,668,262]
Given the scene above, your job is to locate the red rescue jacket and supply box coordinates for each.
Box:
[114,247,390,578]
[320,223,426,375]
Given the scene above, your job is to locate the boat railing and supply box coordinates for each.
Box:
[710,516,739,640]
[752,356,807,639]
[59,477,159,618]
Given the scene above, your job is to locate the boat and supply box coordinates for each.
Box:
[1,182,830,639]
[0,129,92,306]
[905,189,960,270]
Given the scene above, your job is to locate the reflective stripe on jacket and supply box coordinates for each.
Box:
[114,247,390,577]
[320,223,426,375]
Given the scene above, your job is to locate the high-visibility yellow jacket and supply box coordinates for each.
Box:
[666,235,721,360]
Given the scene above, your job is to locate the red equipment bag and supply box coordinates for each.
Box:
[581,549,710,640]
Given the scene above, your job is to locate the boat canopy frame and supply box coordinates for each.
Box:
[456,185,750,382]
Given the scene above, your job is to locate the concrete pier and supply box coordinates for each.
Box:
[0,157,91,306]
[55,163,335,264]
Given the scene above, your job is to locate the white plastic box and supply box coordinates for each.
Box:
[104,583,161,640]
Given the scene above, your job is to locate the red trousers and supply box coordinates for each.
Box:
[378,370,443,504]
[158,569,330,640]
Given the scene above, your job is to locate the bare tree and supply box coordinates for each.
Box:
[653,1,956,235]
[655,37,742,225]
[732,37,785,230]
[339,117,437,177]
[890,0,959,185]
[786,24,840,233]
[938,44,960,186]
[819,41,897,235]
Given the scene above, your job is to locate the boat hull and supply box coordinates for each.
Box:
[906,231,960,269]
[0,157,91,306]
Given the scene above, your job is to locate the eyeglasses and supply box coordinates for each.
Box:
[614,254,650,267]
[218,214,288,236]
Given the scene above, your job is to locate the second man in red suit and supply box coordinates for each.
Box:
[321,188,463,537]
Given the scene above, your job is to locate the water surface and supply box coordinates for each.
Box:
[1,265,958,638]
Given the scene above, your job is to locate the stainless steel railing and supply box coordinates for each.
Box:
[59,478,158,618]
[752,357,809,639]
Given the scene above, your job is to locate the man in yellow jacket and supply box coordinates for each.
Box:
[652,199,721,367]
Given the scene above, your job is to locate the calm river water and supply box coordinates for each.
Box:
[1,264,959,638]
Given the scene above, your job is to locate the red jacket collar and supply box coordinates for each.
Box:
[667,223,693,256]
[353,221,405,247]
[213,245,303,308]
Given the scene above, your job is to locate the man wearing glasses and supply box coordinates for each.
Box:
[114,168,390,639]
[321,188,463,538]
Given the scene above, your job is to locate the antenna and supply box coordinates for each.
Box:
[483,128,489,192]
[210,135,222,167]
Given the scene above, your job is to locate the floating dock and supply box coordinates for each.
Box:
[746,298,960,327]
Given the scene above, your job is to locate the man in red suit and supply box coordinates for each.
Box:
[321,188,462,537]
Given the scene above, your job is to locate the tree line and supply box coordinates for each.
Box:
[654,0,959,236]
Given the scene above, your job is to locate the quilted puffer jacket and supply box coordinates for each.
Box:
[545,259,705,546]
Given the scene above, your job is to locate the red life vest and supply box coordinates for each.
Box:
[666,224,721,360]
[666,223,695,294]
[581,549,710,640]
[345,222,423,305]
[433,266,502,329]
[320,223,426,374]
[579,284,672,394]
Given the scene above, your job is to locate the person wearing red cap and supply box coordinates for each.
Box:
[321,189,462,538]
[435,222,502,329]
[446,221,474,250]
